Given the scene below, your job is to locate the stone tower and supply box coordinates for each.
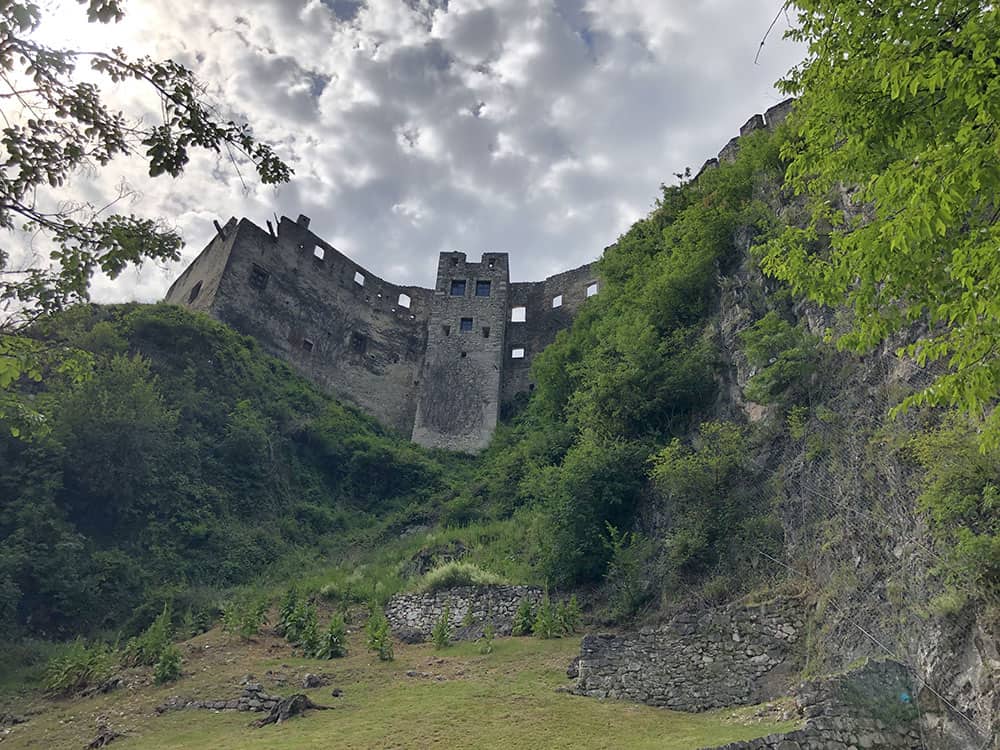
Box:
[411,252,510,452]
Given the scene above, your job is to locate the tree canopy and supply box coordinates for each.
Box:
[761,1,1000,443]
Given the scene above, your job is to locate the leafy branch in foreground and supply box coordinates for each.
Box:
[760,1,1000,445]
[0,0,291,429]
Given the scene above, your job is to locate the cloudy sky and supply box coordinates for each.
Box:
[31,0,804,299]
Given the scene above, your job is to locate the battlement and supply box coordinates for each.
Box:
[165,215,597,452]
[695,98,794,180]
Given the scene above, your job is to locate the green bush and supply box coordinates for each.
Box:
[314,614,348,659]
[740,312,818,405]
[431,604,452,650]
[221,595,269,640]
[603,525,657,621]
[511,598,534,636]
[477,622,495,654]
[153,644,182,684]
[122,602,173,667]
[288,601,320,656]
[532,594,559,639]
[556,594,582,634]
[911,414,1000,602]
[276,586,300,637]
[43,639,116,696]
[420,562,505,593]
[365,604,394,661]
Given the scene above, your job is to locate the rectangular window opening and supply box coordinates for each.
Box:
[511,347,525,359]
[354,271,366,286]
[351,332,367,354]
[586,282,598,297]
[552,294,563,308]
[475,280,491,297]
[249,265,270,291]
[313,246,325,261]
[450,279,466,296]
[398,293,412,309]
[442,325,451,337]
[511,306,526,323]
[482,326,491,338]
[460,317,473,332]
[302,338,314,352]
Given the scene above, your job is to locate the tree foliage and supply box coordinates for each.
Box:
[0,304,455,637]
[762,1,1000,443]
[0,0,290,428]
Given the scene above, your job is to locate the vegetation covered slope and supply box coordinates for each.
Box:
[0,303,468,637]
[2,122,994,664]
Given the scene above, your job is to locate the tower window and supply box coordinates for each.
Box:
[302,338,314,352]
[398,293,412,309]
[511,347,525,359]
[249,265,270,291]
[187,280,203,303]
[354,271,365,286]
[351,332,368,354]
[450,279,466,296]
[443,325,451,337]
[586,282,598,297]
[511,306,526,323]
[313,246,325,261]
[460,317,473,332]
[475,280,491,297]
[552,294,563,308]
[482,326,491,338]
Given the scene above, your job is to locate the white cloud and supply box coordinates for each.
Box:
[22,0,804,300]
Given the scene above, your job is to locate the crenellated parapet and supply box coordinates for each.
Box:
[695,98,795,180]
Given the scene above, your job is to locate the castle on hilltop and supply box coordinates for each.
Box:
[164,99,794,453]
[164,213,597,452]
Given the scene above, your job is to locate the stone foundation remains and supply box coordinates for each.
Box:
[573,595,807,711]
[384,585,543,641]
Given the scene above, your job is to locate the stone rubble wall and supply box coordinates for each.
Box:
[384,584,543,641]
[573,595,807,711]
[157,682,281,713]
[705,660,923,750]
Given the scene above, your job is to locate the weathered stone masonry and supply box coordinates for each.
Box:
[384,585,543,641]
[164,99,795,452]
[164,215,598,453]
[573,595,808,712]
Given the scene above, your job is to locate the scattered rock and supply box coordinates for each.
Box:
[301,674,327,689]
[330,688,343,698]
[251,695,331,728]
[239,674,255,685]
[566,656,580,679]
[396,627,425,644]
[86,724,122,748]
[0,715,26,728]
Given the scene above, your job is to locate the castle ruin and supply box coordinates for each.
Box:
[164,214,597,452]
[163,98,794,453]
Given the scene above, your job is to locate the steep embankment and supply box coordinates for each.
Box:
[0,303,468,638]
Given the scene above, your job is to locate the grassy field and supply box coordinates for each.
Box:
[2,626,799,750]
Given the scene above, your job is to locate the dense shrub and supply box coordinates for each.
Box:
[42,639,116,696]
[365,604,393,661]
[420,562,505,592]
[431,604,452,649]
[911,415,1000,603]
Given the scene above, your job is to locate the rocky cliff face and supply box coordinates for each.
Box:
[713,241,998,748]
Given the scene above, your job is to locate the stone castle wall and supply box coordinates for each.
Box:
[573,595,807,712]
[164,214,598,451]
[164,99,795,451]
